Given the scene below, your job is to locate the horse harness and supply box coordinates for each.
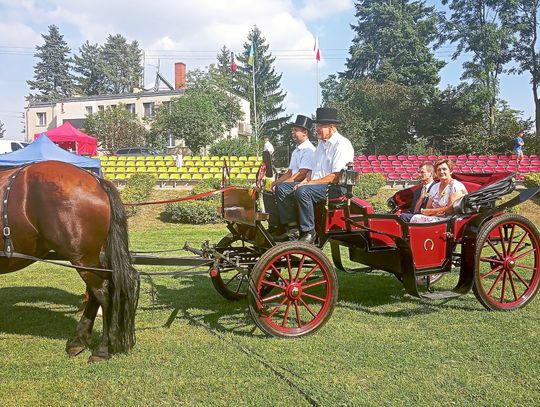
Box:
[0,164,113,275]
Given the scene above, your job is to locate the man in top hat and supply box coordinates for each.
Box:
[291,107,354,244]
[263,115,316,238]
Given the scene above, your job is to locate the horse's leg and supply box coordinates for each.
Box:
[85,275,112,363]
[66,288,99,357]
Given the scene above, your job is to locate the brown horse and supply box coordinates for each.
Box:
[0,160,139,362]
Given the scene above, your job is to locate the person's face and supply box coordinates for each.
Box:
[418,166,433,184]
[315,123,334,140]
[436,163,452,181]
[291,127,307,144]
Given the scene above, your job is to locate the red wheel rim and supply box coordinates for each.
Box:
[253,250,333,334]
[478,220,540,309]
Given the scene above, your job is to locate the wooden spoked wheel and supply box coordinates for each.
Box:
[248,241,338,338]
[210,235,257,300]
[473,213,540,310]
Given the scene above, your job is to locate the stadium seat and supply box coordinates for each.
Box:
[211,156,220,161]
[192,156,201,161]
[247,174,256,180]
[248,156,257,161]
[180,173,191,180]
[167,167,178,173]
[157,167,168,173]
[116,174,126,180]
[158,173,169,180]
[170,173,181,180]
[184,155,192,161]
[210,167,220,173]
[147,167,157,173]
[126,161,135,167]
[203,173,214,179]
[188,167,199,173]
[192,174,203,180]
[136,167,146,173]
[236,173,247,180]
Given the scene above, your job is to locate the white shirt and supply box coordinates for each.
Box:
[264,141,274,155]
[428,179,467,209]
[289,139,316,175]
[310,131,355,181]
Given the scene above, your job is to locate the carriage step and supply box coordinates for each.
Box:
[420,290,462,300]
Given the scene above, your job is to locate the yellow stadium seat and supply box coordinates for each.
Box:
[244,161,254,166]
[202,173,214,179]
[157,167,168,173]
[233,161,244,167]
[108,156,117,161]
[241,167,251,174]
[229,156,238,161]
[145,161,156,167]
[136,161,146,167]
[117,156,127,161]
[192,174,203,180]
[255,160,262,165]
[126,156,136,161]
[170,173,181,180]
[219,155,228,160]
[147,167,157,173]
[247,174,256,180]
[158,173,169,180]
[201,155,210,161]
[164,155,173,160]
[237,173,247,180]
[211,156,220,161]
[136,156,145,161]
[239,156,247,161]
[214,160,224,167]
[251,167,259,173]
[126,161,136,167]
[213,173,222,179]
[179,167,188,173]
[115,161,126,167]
[126,167,136,173]
[136,167,146,173]
[199,167,209,173]
[184,155,192,161]
[230,167,240,174]
[146,156,156,161]
[188,167,199,173]
[116,167,126,173]
[116,174,126,180]
[155,161,165,167]
[165,160,175,166]
[167,167,178,173]
[192,156,201,161]
[195,161,205,167]
[209,167,220,173]
[204,161,214,167]
[180,173,191,180]
[248,156,257,161]
[100,156,108,161]
[184,161,194,167]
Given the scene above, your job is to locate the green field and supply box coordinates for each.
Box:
[1,190,540,406]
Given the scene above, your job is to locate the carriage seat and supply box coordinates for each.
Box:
[453,176,515,215]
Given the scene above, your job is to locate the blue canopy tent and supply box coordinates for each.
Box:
[0,134,101,174]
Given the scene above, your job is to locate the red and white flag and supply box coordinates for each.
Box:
[314,36,321,61]
[231,52,237,74]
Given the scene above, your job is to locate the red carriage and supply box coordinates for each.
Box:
[204,167,540,338]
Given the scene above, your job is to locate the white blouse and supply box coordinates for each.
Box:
[410,180,468,223]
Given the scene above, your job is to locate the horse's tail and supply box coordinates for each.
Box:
[98,177,139,354]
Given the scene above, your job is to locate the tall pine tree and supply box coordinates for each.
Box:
[344,0,444,101]
[101,34,143,94]
[27,25,73,101]
[73,41,107,96]
[236,26,290,141]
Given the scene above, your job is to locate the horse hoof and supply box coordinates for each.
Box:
[67,346,86,357]
[87,354,109,363]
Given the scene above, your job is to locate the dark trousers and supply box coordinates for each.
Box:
[294,184,346,233]
[262,191,280,228]
[399,211,415,222]
[275,182,299,226]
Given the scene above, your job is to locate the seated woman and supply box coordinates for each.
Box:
[410,158,467,223]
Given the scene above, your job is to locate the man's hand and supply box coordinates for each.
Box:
[293,179,309,190]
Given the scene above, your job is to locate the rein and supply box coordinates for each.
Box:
[123,185,235,206]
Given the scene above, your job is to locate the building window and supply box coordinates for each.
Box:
[85,106,93,115]
[37,112,47,126]
[167,134,175,147]
[143,102,155,117]
[126,103,136,114]
[98,105,104,112]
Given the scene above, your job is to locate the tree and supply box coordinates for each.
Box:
[0,120,5,138]
[442,0,513,135]
[344,0,445,101]
[236,26,291,141]
[73,41,107,96]
[101,34,143,94]
[150,70,243,154]
[27,25,73,101]
[84,104,148,151]
[500,0,540,144]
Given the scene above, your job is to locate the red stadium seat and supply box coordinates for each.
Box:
[397,155,407,160]
[428,155,438,161]
[368,155,377,161]
[417,155,427,160]
[378,155,387,160]
[361,167,373,173]
[388,155,397,161]
[400,173,412,180]
[407,155,416,161]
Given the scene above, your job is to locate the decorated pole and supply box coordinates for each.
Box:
[314,36,321,107]
[248,43,259,157]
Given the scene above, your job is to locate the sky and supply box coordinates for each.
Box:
[0,0,535,141]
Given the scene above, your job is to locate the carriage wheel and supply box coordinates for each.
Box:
[473,213,540,311]
[211,235,252,300]
[248,241,338,338]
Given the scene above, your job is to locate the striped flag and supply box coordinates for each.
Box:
[231,52,237,73]
[314,36,321,61]
[248,44,254,66]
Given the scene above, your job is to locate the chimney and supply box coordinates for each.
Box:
[175,62,186,90]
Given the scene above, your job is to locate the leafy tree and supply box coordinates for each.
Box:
[441,0,513,135]
[236,26,291,141]
[0,120,5,138]
[344,0,445,101]
[209,137,260,157]
[73,41,107,96]
[500,0,540,144]
[27,25,73,101]
[101,34,143,94]
[84,104,148,152]
[210,45,238,91]
[150,70,243,154]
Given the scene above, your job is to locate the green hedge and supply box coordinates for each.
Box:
[162,200,222,224]
[120,173,155,217]
[353,173,386,198]
[524,173,540,188]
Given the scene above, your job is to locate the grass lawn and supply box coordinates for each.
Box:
[1,189,540,406]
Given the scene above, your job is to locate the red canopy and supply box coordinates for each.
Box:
[34,121,97,155]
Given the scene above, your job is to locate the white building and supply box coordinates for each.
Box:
[25,62,251,150]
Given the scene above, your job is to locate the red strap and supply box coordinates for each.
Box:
[124,185,235,206]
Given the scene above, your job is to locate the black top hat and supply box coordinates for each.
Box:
[293,115,313,132]
[314,107,340,124]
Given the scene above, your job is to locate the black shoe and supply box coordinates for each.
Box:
[274,227,299,242]
[299,230,317,244]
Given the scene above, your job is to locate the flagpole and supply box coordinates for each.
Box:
[252,58,258,158]
[316,60,319,107]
